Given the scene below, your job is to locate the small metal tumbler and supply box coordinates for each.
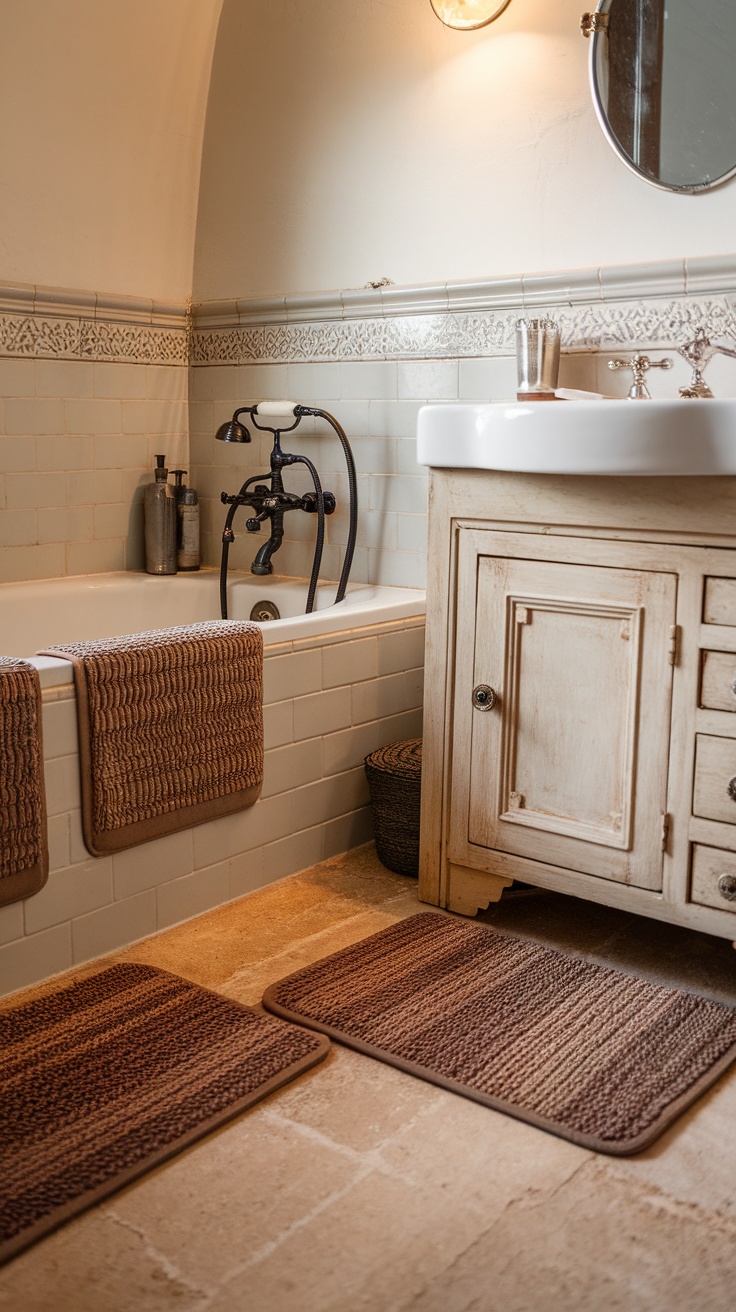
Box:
[515,318,561,397]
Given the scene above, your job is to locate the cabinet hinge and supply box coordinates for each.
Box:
[580,12,609,38]
[661,813,670,852]
[668,624,681,666]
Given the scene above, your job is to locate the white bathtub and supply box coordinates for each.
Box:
[0,568,426,996]
[1,570,425,687]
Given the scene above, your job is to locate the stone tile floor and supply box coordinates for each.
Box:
[2,844,736,1311]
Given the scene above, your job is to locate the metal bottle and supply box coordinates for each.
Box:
[143,454,177,575]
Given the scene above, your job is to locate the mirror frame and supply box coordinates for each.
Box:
[588,0,736,194]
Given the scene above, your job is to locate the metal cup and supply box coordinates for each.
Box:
[515,318,561,396]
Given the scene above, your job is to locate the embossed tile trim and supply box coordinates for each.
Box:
[0,283,188,365]
[191,254,736,365]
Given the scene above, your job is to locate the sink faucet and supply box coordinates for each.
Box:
[607,353,673,400]
[678,328,736,398]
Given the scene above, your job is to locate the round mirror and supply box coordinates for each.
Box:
[588,0,736,193]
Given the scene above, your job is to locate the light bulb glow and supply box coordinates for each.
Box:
[430,0,512,29]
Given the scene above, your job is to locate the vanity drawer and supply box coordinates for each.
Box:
[700,651,736,712]
[704,577,736,626]
[693,734,736,825]
[691,844,736,914]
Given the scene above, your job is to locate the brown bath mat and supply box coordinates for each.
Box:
[40,621,263,855]
[263,912,736,1156]
[0,656,48,905]
[0,963,329,1264]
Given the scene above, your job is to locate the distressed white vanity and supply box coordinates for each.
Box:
[417,400,736,946]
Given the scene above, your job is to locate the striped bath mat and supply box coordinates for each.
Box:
[40,621,263,855]
[0,963,329,1264]
[0,656,48,906]
[263,912,736,1155]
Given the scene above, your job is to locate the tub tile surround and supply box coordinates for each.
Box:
[189,253,736,592]
[0,286,188,583]
[0,618,424,996]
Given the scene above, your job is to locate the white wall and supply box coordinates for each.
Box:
[0,0,222,301]
[193,0,736,301]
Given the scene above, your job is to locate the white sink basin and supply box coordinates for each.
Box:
[416,400,736,476]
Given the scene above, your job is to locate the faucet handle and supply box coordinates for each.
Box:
[607,353,673,400]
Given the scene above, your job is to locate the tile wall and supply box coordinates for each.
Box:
[0,358,187,583]
[0,617,425,995]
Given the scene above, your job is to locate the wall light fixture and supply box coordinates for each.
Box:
[430,0,512,30]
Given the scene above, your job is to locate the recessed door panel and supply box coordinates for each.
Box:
[451,540,676,891]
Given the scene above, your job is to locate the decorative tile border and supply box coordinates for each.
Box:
[2,256,735,367]
[0,283,188,365]
[191,255,736,366]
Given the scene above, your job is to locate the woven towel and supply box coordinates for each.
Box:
[0,657,49,904]
[40,622,263,856]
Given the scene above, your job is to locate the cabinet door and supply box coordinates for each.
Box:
[450,538,676,890]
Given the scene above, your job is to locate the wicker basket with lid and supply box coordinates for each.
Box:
[364,738,422,877]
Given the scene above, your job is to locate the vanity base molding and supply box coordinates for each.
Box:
[419,469,736,946]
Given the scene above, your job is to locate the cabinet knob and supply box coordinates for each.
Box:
[717,873,736,902]
[472,684,496,711]
[728,777,736,802]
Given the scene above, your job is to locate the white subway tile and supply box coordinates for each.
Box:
[42,698,79,759]
[350,437,397,475]
[369,400,423,440]
[396,439,427,477]
[398,360,458,400]
[0,543,64,585]
[368,474,428,515]
[94,363,148,399]
[25,859,114,934]
[293,686,352,739]
[67,469,123,506]
[36,436,94,472]
[340,361,398,401]
[113,829,194,899]
[458,357,516,401]
[66,540,125,575]
[323,809,373,859]
[36,361,94,398]
[123,399,188,435]
[352,669,423,725]
[65,398,122,435]
[44,755,82,816]
[378,626,426,676]
[0,359,36,398]
[369,547,426,588]
[0,543,65,583]
[263,649,322,704]
[228,850,267,900]
[5,399,64,436]
[0,901,24,947]
[0,924,72,998]
[146,366,187,401]
[93,503,133,540]
[0,436,36,472]
[322,720,385,777]
[260,825,325,883]
[156,862,233,930]
[71,891,157,964]
[322,638,378,689]
[263,698,294,749]
[5,472,61,511]
[38,507,93,546]
[47,813,71,873]
[286,362,342,401]
[0,509,37,547]
[94,433,149,470]
[262,739,325,799]
[192,803,273,869]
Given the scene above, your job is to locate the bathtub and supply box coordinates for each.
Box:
[1,570,426,687]
[0,569,426,996]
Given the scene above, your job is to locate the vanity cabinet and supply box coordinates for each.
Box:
[419,469,736,945]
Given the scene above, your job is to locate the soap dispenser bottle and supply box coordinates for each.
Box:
[177,486,200,571]
[143,454,177,575]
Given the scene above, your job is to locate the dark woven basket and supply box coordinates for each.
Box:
[364,738,422,877]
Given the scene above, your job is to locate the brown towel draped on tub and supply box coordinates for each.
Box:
[0,656,49,904]
[40,621,263,857]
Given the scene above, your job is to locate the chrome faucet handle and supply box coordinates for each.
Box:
[678,328,736,398]
[607,352,673,400]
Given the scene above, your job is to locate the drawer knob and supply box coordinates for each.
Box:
[717,873,736,902]
[728,777,736,802]
[472,684,496,712]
